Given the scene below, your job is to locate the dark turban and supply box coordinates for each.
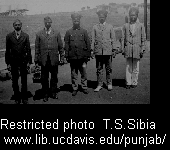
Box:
[13,19,22,26]
[44,16,52,22]
[96,9,108,17]
[129,7,139,15]
[71,13,82,20]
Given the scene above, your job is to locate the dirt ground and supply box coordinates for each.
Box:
[0,12,150,104]
[0,51,150,104]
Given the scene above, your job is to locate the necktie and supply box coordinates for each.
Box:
[17,33,20,39]
[47,30,50,36]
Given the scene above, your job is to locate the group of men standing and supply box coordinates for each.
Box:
[5,6,146,104]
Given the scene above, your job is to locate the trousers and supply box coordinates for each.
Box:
[95,55,112,86]
[70,59,87,91]
[41,54,58,95]
[11,63,28,99]
[126,58,140,85]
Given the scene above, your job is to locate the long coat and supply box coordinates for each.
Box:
[64,27,91,61]
[34,28,64,66]
[91,23,117,55]
[121,22,146,59]
[5,31,32,66]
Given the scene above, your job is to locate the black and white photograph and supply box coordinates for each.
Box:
[0,0,150,104]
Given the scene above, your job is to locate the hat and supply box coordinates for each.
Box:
[129,7,139,15]
[96,9,108,17]
[71,12,82,20]
[13,19,22,26]
[44,16,52,22]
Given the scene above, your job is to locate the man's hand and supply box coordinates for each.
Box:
[118,46,123,54]
[35,61,41,66]
[60,59,65,65]
[27,63,31,74]
[112,50,116,58]
[7,64,11,72]
[121,47,125,55]
[91,51,95,59]
[87,57,91,62]
[60,56,65,65]
[27,63,31,68]
[140,52,144,58]
[64,56,69,63]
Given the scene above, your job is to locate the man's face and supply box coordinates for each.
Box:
[99,14,106,24]
[72,18,80,27]
[44,20,52,30]
[129,12,138,23]
[13,22,22,31]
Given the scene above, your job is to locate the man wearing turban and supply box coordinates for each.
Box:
[34,16,64,101]
[91,9,117,92]
[64,12,91,96]
[121,7,146,89]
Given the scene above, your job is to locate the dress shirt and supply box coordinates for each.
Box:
[130,22,137,35]
[15,30,21,39]
[45,27,52,35]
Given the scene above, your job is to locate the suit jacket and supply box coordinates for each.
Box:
[34,28,64,66]
[91,23,117,55]
[64,27,91,60]
[5,31,32,66]
[121,22,146,59]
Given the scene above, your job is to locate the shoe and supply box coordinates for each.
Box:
[72,90,78,96]
[15,100,21,104]
[131,85,137,88]
[82,89,89,94]
[51,93,58,99]
[126,85,131,89]
[22,100,29,104]
[94,86,102,92]
[43,95,48,102]
[108,85,113,91]
[14,94,21,104]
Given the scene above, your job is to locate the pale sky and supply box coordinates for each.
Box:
[0,0,150,15]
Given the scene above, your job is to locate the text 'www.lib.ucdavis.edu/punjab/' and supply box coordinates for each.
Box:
[0,118,166,147]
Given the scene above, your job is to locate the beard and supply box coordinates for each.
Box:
[99,19,105,24]
[73,24,80,28]
[15,27,21,31]
[130,18,137,23]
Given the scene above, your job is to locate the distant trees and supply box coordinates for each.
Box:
[123,4,130,11]
[131,3,137,7]
[108,3,117,7]
[87,6,90,10]
[97,4,109,11]
[81,7,86,11]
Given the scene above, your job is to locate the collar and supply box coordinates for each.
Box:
[72,26,80,30]
[130,21,137,25]
[129,18,139,24]
[44,27,52,32]
[15,30,21,35]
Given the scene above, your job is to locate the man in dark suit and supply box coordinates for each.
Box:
[5,19,32,104]
[34,16,64,102]
[64,13,91,96]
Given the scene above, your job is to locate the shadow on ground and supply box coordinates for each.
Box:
[10,91,33,100]
[111,79,126,88]
[58,79,126,91]
[33,89,44,101]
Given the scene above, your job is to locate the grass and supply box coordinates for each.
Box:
[0,12,150,50]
